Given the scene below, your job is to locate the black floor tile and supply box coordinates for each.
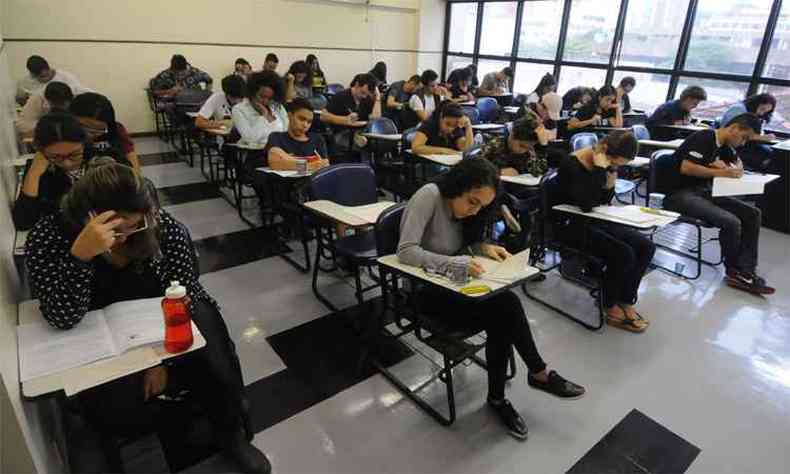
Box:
[139,152,183,166]
[193,228,292,274]
[244,368,324,433]
[567,409,701,474]
[157,182,223,207]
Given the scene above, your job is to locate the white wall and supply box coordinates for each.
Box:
[1,0,446,134]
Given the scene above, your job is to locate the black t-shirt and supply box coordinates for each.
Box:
[574,102,616,126]
[646,100,688,129]
[326,89,374,120]
[416,120,465,150]
[264,131,328,162]
[386,80,412,107]
[621,93,632,114]
[667,129,737,194]
[450,83,471,99]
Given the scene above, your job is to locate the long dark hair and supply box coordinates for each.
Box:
[370,61,387,84]
[288,60,313,88]
[423,100,465,130]
[306,54,324,78]
[69,93,127,161]
[436,158,500,244]
[743,93,776,122]
[246,71,286,103]
[596,130,638,161]
[533,73,556,97]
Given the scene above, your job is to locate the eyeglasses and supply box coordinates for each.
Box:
[115,213,151,237]
[83,126,109,136]
[43,150,84,163]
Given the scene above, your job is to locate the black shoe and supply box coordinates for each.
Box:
[725,268,775,295]
[488,398,528,440]
[224,430,272,474]
[527,370,586,399]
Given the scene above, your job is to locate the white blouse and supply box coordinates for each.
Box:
[231,99,289,145]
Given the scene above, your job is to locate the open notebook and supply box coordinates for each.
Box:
[478,249,531,283]
[18,297,166,382]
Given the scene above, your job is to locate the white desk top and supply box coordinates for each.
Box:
[19,300,206,398]
[500,174,541,187]
[377,254,539,298]
[362,133,402,141]
[503,106,520,114]
[256,167,313,178]
[14,154,34,167]
[203,126,231,136]
[186,111,198,118]
[553,204,678,229]
[638,138,684,149]
[472,123,506,131]
[230,141,266,150]
[457,101,476,106]
[625,156,651,168]
[303,200,396,227]
[659,124,708,131]
[416,153,462,166]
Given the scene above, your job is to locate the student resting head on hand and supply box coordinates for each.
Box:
[69,92,139,170]
[411,101,474,156]
[397,157,586,439]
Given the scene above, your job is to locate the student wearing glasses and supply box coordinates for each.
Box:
[25,162,271,474]
[69,92,140,171]
[568,85,623,132]
[398,158,585,440]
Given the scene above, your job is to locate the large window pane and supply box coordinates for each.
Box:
[476,59,511,86]
[558,66,607,95]
[448,2,478,54]
[517,0,564,60]
[445,56,473,80]
[684,0,773,75]
[764,2,790,80]
[618,0,689,69]
[675,78,749,120]
[612,70,671,113]
[479,2,519,56]
[759,84,790,133]
[514,62,555,95]
[563,0,619,63]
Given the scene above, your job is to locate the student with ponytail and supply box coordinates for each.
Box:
[568,85,622,131]
[411,101,474,155]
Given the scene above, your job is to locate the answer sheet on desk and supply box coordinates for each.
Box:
[712,174,780,197]
[18,311,116,382]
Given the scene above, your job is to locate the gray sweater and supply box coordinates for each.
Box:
[397,183,479,273]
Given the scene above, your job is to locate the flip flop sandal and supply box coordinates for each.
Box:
[619,304,650,325]
[606,314,647,333]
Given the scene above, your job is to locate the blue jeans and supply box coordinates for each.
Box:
[665,189,761,273]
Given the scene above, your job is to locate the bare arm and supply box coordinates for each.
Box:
[680,160,741,178]
[609,105,623,128]
[126,151,141,171]
[195,115,222,130]
[370,91,382,119]
[320,109,354,126]
[568,115,601,130]
[411,131,459,156]
[455,118,474,151]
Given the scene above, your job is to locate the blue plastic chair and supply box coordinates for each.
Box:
[461,106,480,125]
[364,118,400,189]
[476,97,500,123]
[325,83,345,96]
[632,124,650,140]
[570,132,598,151]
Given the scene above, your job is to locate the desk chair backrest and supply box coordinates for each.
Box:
[402,126,419,151]
[309,163,378,206]
[570,132,598,151]
[367,117,398,135]
[647,149,676,196]
[175,88,212,109]
[325,83,345,96]
[476,97,500,123]
[632,124,650,140]
[375,202,408,255]
[463,145,483,159]
[461,105,480,125]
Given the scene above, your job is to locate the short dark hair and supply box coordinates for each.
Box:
[619,76,636,88]
[287,60,313,87]
[170,54,188,71]
[246,71,286,102]
[420,69,439,86]
[743,93,776,116]
[221,74,246,99]
[26,55,50,76]
[287,97,313,114]
[533,73,556,95]
[43,82,73,109]
[437,155,500,199]
[599,130,638,161]
[235,58,250,66]
[407,74,422,84]
[502,67,514,78]
[69,93,124,155]
[598,85,617,98]
[423,101,466,132]
[265,53,279,63]
[351,73,378,92]
[726,113,762,134]
[680,86,707,102]
[510,113,541,142]
[34,112,88,150]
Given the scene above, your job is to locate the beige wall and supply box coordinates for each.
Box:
[1,0,445,134]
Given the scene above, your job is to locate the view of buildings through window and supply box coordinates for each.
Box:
[445,0,790,132]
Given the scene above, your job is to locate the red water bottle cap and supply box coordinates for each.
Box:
[165,280,186,299]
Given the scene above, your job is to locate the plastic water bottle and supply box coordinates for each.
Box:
[161,281,194,353]
[648,192,665,209]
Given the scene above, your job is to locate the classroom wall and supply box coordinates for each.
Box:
[1,0,445,134]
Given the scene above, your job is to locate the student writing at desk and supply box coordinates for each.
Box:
[321,73,381,151]
[478,67,512,97]
[524,73,556,118]
[15,80,73,138]
[70,92,141,171]
[446,68,475,103]
[720,93,778,172]
[195,74,245,131]
[479,111,549,179]
[261,98,330,172]
[646,85,707,130]
[616,76,636,114]
[561,86,594,115]
[150,54,213,99]
[567,85,622,132]
[384,74,420,129]
[662,113,774,295]
[16,55,89,106]
[411,101,474,156]
[287,60,325,109]
[13,113,130,230]
[555,130,655,332]
[398,158,585,439]
[25,163,270,473]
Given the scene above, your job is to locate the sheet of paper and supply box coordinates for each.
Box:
[18,311,116,382]
[345,202,397,225]
[104,297,166,354]
[773,139,790,151]
[501,174,541,186]
[479,249,531,283]
[712,174,780,197]
[592,205,655,224]
[472,123,505,130]
[422,154,462,166]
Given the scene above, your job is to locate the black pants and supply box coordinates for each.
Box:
[78,299,245,439]
[418,289,547,400]
[567,223,656,308]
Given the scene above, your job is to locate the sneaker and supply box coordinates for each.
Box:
[725,269,775,295]
[487,398,528,440]
[527,370,586,399]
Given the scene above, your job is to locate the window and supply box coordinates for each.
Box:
[759,84,790,133]
[675,78,749,120]
[563,0,620,63]
[558,66,607,95]
[517,0,564,60]
[617,0,689,69]
[684,0,773,75]
[479,2,519,56]
[514,62,555,95]
[763,1,790,80]
[448,2,478,54]
[612,71,671,112]
[477,59,511,85]
[445,56,474,80]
